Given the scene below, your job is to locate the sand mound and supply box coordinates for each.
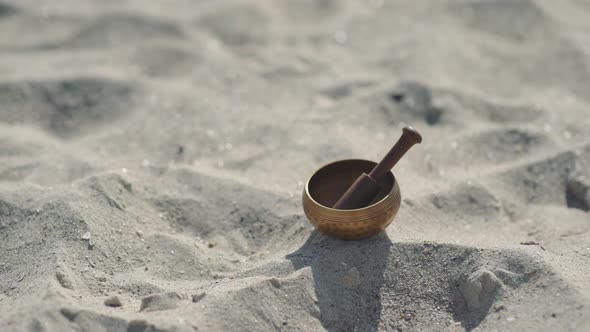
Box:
[1,0,589,331]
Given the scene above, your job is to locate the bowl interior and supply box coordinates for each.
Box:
[308,159,395,209]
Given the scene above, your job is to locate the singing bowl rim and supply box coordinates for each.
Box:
[304,158,399,215]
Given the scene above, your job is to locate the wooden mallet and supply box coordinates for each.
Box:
[333,126,422,210]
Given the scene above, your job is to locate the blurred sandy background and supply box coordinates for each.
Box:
[1,0,590,331]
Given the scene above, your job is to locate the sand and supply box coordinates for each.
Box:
[1,0,590,331]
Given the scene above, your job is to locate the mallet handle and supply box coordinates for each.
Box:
[368,126,422,182]
[332,126,422,210]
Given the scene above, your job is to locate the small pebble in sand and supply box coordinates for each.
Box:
[104,295,122,307]
[208,242,216,248]
[192,292,206,303]
[136,230,143,237]
[506,316,516,322]
[81,232,91,240]
[140,292,186,312]
[494,304,506,312]
[338,267,361,289]
[269,278,281,288]
[460,269,501,311]
[56,271,74,290]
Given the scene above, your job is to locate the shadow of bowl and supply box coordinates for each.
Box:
[287,230,393,331]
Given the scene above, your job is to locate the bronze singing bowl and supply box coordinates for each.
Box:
[302,159,401,240]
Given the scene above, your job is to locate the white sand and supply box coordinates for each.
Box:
[1,0,590,331]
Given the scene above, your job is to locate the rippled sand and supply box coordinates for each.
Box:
[1,1,589,331]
